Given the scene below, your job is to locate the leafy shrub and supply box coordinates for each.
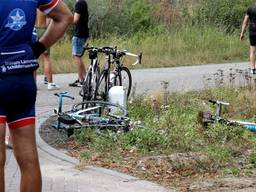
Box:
[74,128,97,145]
[87,0,155,37]
[120,126,168,153]
[194,0,254,33]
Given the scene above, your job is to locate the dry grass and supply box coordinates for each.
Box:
[46,25,248,74]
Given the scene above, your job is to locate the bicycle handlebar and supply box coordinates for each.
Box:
[209,100,230,106]
[123,51,142,65]
[83,44,142,65]
[54,92,75,100]
[83,45,116,56]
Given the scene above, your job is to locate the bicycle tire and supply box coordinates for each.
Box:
[58,113,79,125]
[71,100,129,132]
[91,65,100,100]
[79,69,92,100]
[114,66,132,97]
[79,65,100,101]
[72,100,128,116]
[96,70,109,101]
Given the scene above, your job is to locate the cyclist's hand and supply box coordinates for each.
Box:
[240,33,244,41]
[31,41,46,59]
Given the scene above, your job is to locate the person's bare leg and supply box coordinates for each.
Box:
[0,123,6,192]
[250,46,256,69]
[10,125,42,192]
[74,55,85,81]
[42,53,53,83]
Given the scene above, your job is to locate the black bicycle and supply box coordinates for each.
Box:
[79,45,102,101]
[96,47,142,100]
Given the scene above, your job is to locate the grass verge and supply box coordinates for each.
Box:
[61,86,256,189]
[46,25,248,74]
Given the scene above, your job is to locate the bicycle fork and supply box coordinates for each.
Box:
[53,92,75,129]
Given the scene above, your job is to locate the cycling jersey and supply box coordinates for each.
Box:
[0,0,59,128]
[247,5,256,35]
[0,0,59,74]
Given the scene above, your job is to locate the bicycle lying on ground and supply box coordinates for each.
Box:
[53,92,131,136]
[198,100,256,132]
[96,47,142,100]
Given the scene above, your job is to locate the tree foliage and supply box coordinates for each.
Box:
[63,0,254,36]
[87,0,154,37]
[194,0,255,33]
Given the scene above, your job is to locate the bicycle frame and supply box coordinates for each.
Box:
[80,46,101,101]
[53,92,75,129]
[96,47,142,100]
[200,100,256,132]
[53,92,129,133]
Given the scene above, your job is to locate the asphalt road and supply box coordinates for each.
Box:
[36,62,250,109]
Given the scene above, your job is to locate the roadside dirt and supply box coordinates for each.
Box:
[40,116,256,191]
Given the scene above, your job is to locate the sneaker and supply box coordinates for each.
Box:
[69,79,83,87]
[250,68,256,75]
[5,136,13,149]
[43,76,48,84]
[47,83,60,90]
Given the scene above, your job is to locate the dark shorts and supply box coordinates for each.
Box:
[0,73,37,129]
[250,34,256,46]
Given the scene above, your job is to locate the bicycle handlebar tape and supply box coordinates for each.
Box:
[31,41,46,59]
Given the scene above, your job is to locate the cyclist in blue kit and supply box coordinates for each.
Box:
[0,1,72,192]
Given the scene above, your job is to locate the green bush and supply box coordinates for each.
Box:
[194,0,254,33]
[87,0,155,37]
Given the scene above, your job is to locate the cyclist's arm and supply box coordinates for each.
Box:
[240,15,249,41]
[38,1,73,48]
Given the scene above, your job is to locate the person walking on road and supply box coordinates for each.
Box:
[0,1,72,192]
[240,3,256,74]
[36,9,60,90]
[69,0,90,87]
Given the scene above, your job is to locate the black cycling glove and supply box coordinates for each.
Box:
[31,41,46,59]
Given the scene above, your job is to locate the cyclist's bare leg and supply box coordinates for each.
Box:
[42,53,53,83]
[74,55,86,81]
[250,46,256,69]
[0,123,6,192]
[10,124,42,192]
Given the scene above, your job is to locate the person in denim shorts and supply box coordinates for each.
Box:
[69,0,89,87]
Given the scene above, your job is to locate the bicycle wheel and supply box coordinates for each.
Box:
[79,70,92,101]
[72,100,129,132]
[96,70,109,101]
[91,65,100,100]
[58,113,79,125]
[114,67,132,98]
[80,65,100,101]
